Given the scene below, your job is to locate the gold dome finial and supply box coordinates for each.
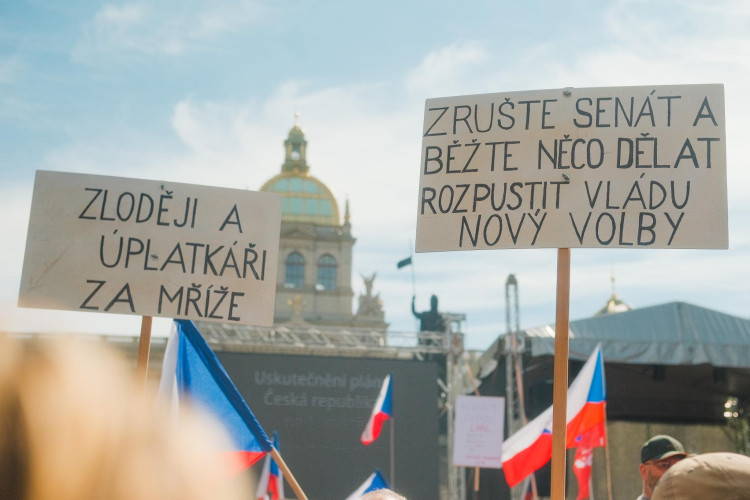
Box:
[594,272,632,316]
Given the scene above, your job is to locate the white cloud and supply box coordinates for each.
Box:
[172,99,240,155]
[74,0,264,59]
[96,3,146,28]
[405,42,489,97]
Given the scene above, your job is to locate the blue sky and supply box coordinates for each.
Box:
[2,0,749,350]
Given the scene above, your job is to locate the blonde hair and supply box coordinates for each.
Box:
[0,335,251,500]
[359,489,408,500]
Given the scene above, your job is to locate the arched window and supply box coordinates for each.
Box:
[285,252,305,288]
[316,254,337,291]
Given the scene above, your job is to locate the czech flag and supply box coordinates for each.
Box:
[572,421,607,500]
[501,344,606,487]
[256,432,284,500]
[344,470,390,500]
[361,374,393,445]
[158,319,273,472]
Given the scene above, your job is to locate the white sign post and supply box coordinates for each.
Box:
[417,84,727,500]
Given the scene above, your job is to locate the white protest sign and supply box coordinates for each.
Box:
[416,84,727,251]
[19,171,281,326]
[453,395,505,468]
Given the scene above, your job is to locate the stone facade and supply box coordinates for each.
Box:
[260,123,386,330]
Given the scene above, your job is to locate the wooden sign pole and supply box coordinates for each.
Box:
[136,315,152,386]
[271,447,309,500]
[390,418,396,489]
[550,248,571,500]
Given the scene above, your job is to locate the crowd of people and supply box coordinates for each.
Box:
[4,333,750,500]
[637,434,750,500]
[0,335,252,500]
[0,334,409,500]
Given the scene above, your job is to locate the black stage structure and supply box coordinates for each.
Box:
[471,301,750,500]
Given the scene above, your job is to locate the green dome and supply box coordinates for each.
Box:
[261,172,339,225]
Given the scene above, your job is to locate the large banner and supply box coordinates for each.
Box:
[19,171,281,326]
[217,351,440,500]
[416,84,727,251]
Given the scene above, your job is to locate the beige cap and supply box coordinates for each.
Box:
[652,452,750,500]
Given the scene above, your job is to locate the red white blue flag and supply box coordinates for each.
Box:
[573,420,607,500]
[501,344,606,487]
[344,470,390,500]
[361,374,393,445]
[158,319,273,472]
[256,431,284,500]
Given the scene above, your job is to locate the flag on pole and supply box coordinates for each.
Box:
[158,319,273,472]
[572,420,607,500]
[573,445,594,500]
[500,408,553,488]
[396,257,412,269]
[521,476,534,500]
[256,432,284,500]
[501,344,606,487]
[343,470,390,500]
[361,374,393,445]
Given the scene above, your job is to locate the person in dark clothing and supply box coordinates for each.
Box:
[412,294,445,332]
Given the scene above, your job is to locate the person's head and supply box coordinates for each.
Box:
[652,452,750,500]
[359,489,407,500]
[639,435,688,497]
[430,294,438,311]
[0,335,251,500]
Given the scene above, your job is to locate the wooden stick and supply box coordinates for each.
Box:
[271,447,308,500]
[465,364,482,493]
[390,418,396,489]
[136,315,152,387]
[550,248,571,500]
[603,406,614,500]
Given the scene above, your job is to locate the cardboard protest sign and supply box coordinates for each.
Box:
[453,395,505,468]
[416,84,727,251]
[19,171,281,326]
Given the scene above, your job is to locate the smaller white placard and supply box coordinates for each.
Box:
[453,395,505,468]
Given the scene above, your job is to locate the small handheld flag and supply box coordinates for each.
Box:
[344,470,390,500]
[158,319,273,471]
[361,374,393,445]
[572,421,606,500]
[256,432,284,500]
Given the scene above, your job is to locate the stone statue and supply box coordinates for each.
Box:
[363,272,376,296]
[287,294,306,324]
[356,272,384,318]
